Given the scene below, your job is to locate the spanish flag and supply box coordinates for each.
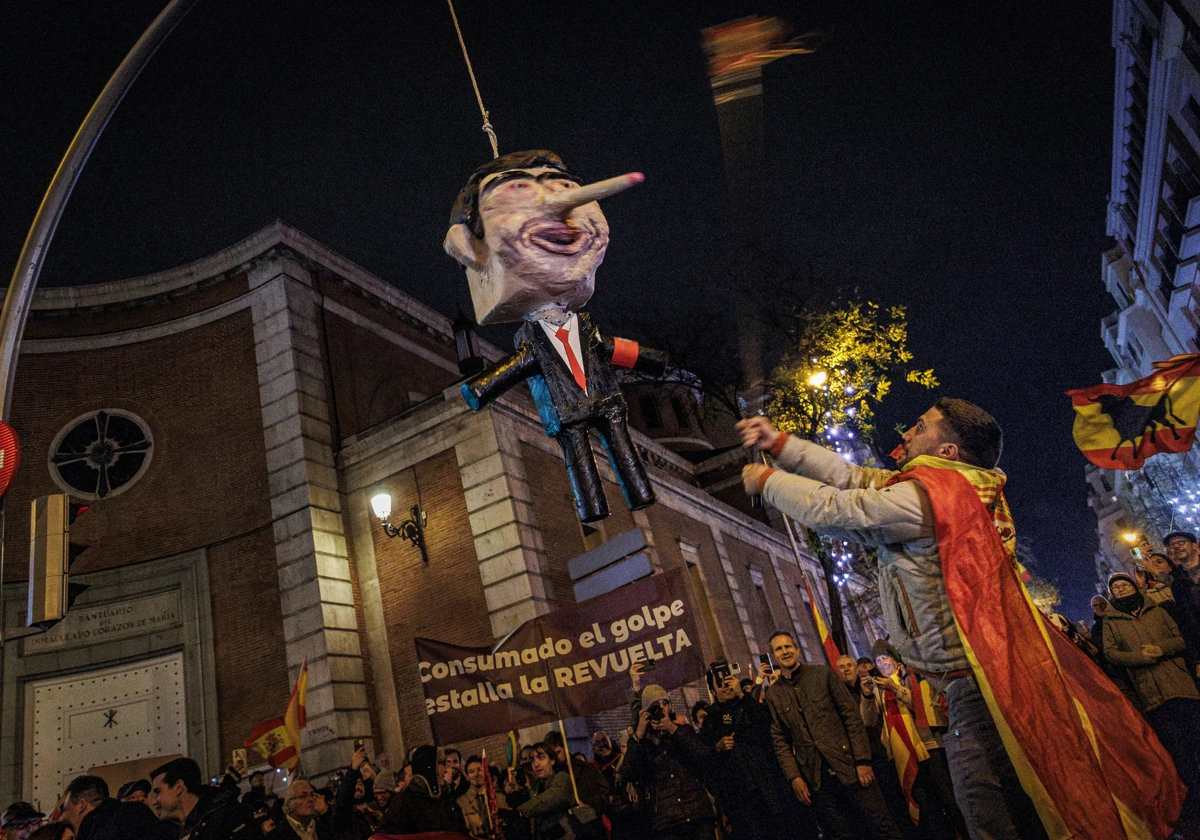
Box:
[245,660,308,770]
[1067,353,1200,469]
[802,575,841,667]
[893,463,1184,839]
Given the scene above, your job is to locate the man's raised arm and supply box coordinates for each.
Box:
[736,416,896,490]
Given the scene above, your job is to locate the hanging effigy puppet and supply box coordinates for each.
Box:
[445,150,667,523]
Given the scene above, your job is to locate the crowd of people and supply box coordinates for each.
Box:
[0,648,979,840]
[4,398,1199,840]
[1060,529,1200,819]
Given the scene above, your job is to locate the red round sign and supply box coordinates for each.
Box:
[0,422,21,500]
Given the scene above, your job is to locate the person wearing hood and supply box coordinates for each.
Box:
[1102,571,1200,830]
[377,745,466,835]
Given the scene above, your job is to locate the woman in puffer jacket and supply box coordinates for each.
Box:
[1102,571,1200,832]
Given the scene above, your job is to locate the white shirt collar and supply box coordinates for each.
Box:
[538,313,586,393]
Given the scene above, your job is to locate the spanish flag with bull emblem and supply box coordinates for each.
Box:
[1067,353,1200,469]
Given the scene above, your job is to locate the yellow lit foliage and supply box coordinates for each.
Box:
[767,300,937,442]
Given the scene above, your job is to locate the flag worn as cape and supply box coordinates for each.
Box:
[878,672,927,824]
[895,460,1185,840]
[1066,353,1200,469]
[801,575,840,666]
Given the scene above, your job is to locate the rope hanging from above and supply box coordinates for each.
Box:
[446,0,499,159]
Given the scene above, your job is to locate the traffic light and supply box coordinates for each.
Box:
[27,493,90,631]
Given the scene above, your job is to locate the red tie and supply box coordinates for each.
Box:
[555,326,587,391]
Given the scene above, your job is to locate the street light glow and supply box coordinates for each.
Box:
[1122,531,1138,543]
[807,370,827,387]
[371,493,393,521]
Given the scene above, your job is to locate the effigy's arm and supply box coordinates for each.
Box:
[604,335,668,378]
[461,341,538,410]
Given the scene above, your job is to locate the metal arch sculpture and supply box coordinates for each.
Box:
[0,0,202,426]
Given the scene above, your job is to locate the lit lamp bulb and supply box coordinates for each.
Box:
[371,493,393,522]
[1122,532,1138,543]
[807,370,828,388]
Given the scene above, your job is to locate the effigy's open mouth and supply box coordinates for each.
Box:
[524,221,591,255]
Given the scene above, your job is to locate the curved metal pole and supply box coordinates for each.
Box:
[0,0,202,421]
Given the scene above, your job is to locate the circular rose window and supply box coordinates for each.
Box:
[48,410,153,500]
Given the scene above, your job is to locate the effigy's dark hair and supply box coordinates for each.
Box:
[449,150,580,238]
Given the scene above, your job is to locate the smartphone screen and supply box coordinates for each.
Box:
[758,653,774,672]
[640,658,657,672]
[232,749,247,775]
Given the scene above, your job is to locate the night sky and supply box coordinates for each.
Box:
[3,2,1115,619]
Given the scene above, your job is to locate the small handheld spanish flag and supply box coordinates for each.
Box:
[1067,353,1200,469]
[245,660,308,770]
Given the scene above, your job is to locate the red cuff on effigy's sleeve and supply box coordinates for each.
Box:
[768,433,790,459]
[757,467,779,494]
[611,337,640,369]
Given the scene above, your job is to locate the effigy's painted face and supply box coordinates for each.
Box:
[444,167,610,325]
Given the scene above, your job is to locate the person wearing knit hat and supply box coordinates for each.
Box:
[622,677,716,836]
[640,683,669,711]
[1,802,43,840]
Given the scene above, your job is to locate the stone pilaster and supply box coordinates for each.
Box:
[249,254,369,774]
[455,406,555,637]
[710,528,759,654]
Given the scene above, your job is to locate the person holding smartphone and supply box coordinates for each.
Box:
[698,660,816,840]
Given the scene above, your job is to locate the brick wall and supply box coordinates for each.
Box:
[771,551,826,663]
[721,537,780,656]
[520,442,635,607]
[23,273,249,339]
[642,504,748,665]
[207,527,290,759]
[319,283,459,440]
[344,540,381,747]
[7,309,271,579]
[373,448,492,747]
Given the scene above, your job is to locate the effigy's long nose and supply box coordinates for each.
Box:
[544,172,644,217]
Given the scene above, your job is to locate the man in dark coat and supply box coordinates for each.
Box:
[61,775,171,840]
[378,745,466,835]
[150,757,255,840]
[620,684,714,840]
[764,631,904,840]
[699,661,816,840]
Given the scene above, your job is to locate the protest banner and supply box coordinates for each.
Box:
[415,569,702,743]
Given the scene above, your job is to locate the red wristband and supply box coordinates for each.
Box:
[757,467,779,494]
[768,433,790,459]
